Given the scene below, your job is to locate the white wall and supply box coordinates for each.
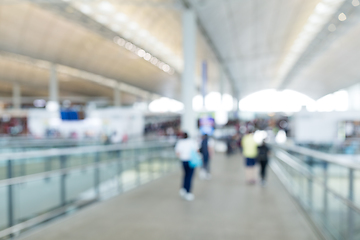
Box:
[28,107,144,139]
[293,110,360,143]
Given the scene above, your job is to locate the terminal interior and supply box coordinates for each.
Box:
[1,0,360,239]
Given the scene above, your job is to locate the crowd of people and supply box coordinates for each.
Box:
[174,129,269,202]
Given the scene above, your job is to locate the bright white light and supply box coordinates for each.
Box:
[137,49,146,57]
[125,42,133,50]
[95,15,108,24]
[46,101,60,112]
[334,90,349,111]
[79,4,92,14]
[205,92,222,111]
[150,57,158,65]
[193,95,204,111]
[116,38,126,46]
[144,53,152,61]
[149,98,183,113]
[275,130,287,144]
[128,22,139,30]
[222,94,234,111]
[169,99,184,112]
[316,94,335,112]
[353,0,360,6]
[338,13,347,21]
[162,64,170,72]
[139,29,149,37]
[110,24,120,32]
[49,118,61,127]
[98,1,114,12]
[215,110,228,125]
[239,89,314,113]
[254,130,268,144]
[115,13,128,22]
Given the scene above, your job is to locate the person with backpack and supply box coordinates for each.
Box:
[199,134,214,180]
[175,132,198,201]
[257,140,270,186]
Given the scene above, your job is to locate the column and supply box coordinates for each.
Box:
[12,83,21,109]
[219,70,224,107]
[49,63,58,102]
[181,9,197,137]
[114,85,121,107]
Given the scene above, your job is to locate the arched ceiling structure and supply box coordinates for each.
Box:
[0,0,359,105]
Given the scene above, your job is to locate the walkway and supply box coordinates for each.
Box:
[19,153,320,240]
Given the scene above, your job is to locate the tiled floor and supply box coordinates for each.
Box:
[19,153,320,240]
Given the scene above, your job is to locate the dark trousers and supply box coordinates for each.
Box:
[259,160,268,180]
[202,153,210,172]
[182,161,195,193]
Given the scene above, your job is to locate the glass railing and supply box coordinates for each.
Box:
[270,143,360,240]
[0,141,177,239]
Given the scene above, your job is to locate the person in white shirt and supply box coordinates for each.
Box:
[175,132,198,201]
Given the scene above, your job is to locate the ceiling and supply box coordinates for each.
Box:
[0,0,359,104]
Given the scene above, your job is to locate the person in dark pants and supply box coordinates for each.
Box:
[199,134,214,180]
[175,132,198,201]
[257,140,270,186]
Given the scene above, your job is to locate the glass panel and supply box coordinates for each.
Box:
[0,185,8,231]
[13,175,61,225]
[0,160,6,180]
[138,155,151,184]
[66,169,96,203]
[354,170,360,208]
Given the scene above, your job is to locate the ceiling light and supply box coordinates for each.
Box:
[352,0,360,6]
[328,23,336,32]
[129,22,139,30]
[144,53,152,61]
[338,12,347,21]
[116,38,126,46]
[139,29,149,37]
[162,64,170,72]
[111,24,120,32]
[137,49,146,57]
[125,42,133,50]
[95,15,108,24]
[150,57,158,65]
[79,5,92,14]
[98,1,114,12]
[115,13,128,22]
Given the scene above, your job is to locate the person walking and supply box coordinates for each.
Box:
[199,134,214,180]
[175,132,198,201]
[241,129,258,184]
[257,140,270,186]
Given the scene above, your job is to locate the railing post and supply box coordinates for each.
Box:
[94,152,100,199]
[323,162,328,227]
[7,159,14,228]
[117,150,123,193]
[135,150,141,186]
[347,168,354,240]
[307,156,313,211]
[60,155,67,206]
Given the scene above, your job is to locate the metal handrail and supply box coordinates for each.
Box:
[271,143,360,170]
[0,141,174,162]
[0,141,177,239]
[273,148,360,215]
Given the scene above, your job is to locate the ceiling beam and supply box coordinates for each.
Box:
[277,0,354,90]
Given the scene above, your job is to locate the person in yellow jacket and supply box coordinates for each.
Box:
[241,129,258,184]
